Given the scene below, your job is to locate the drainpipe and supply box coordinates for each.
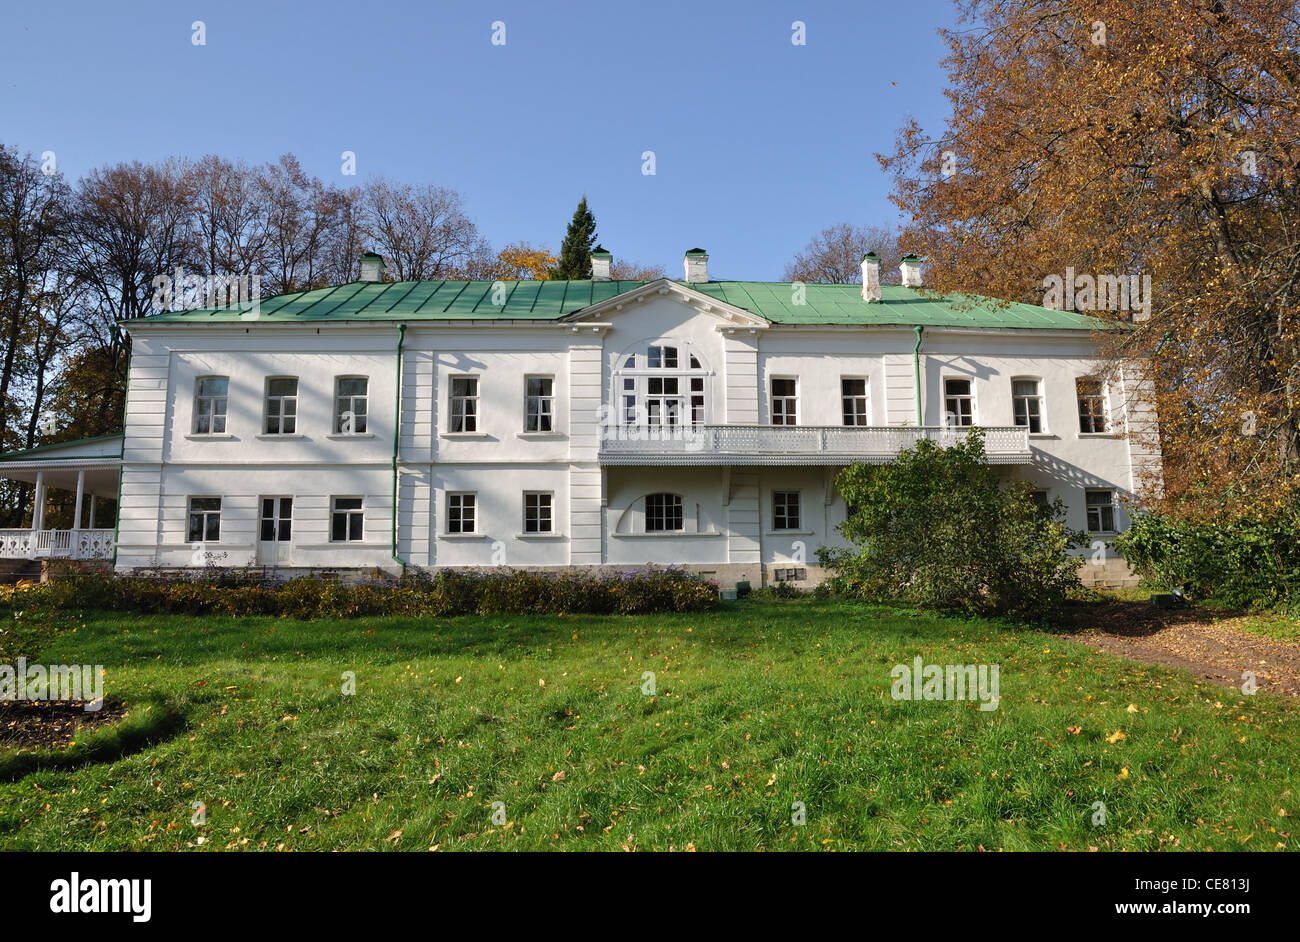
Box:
[391,323,409,574]
[912,325,925,426]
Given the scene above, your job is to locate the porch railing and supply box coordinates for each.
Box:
[597,425,1033,465]
[0,529,115,560]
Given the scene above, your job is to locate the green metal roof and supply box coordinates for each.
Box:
[0,432,124,461]
[131,279,1109,331]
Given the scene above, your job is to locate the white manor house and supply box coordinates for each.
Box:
[0,249,1160,588]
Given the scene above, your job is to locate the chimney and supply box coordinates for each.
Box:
[684,248,709,284]
[861,251,881,302]
[359,252,385,283]
[899,254,923,288]
[590,246,612,282]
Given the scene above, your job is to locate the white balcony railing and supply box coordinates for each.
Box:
[598,425,1032,465]
[0,529,115,560]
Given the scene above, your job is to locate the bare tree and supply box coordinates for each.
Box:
[783,223,904,284]
[0,145,72,451]
[190,154,270,282]
[64,159,198,329]
[610,259,666,280]
[260,155,360,293]
[360,179,484,280]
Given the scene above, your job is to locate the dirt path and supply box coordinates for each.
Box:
[1061,603,1300,697]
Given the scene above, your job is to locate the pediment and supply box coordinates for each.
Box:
[561,279,769,330]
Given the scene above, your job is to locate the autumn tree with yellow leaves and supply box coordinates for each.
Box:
[880,0,1300,518]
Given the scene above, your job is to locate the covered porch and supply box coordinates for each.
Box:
[0,434,123,561]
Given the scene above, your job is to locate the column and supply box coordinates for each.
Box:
[72,470,85,557]
[31,471,44,530]
[73,470,85,532]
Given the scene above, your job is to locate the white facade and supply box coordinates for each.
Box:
[94,262,1159,587]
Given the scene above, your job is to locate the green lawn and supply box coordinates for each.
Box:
[1,598,1296,851]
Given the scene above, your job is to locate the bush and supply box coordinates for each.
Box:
[817,429,1087,621]
[1116,504,1300,610]
[0,567,719,619]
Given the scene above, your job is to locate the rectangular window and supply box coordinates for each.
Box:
[335,377,368,434]
[260,497,293,542]
[523,492,552,533]
[647,345,678,369]
[1012,378,1043,433]
[645,493,684,532]
[771,378,797,425]
[450,376,479,433]
[447,492,476,534]
[525,376,554,432]
[330,497,364,542]
[1077,378,1108,433]
[772,491,801,530]
[264,378,298,434]
[690,376,705,426]
[1086,490,1117,532]
[1029,489,1050,508]
[841,378,868,426]
[187,497,221,542]
[646,376,682,426]
[944,378,973,427]
[193,377,228,434]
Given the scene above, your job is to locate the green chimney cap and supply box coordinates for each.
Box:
[685,248,708,256]
[862,252,879,261]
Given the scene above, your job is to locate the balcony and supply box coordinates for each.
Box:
[0,529,116,561]
[597,425,1032,466]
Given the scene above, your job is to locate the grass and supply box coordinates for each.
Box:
[0,598,1296,851]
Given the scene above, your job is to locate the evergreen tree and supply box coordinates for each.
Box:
[552,196,597,279]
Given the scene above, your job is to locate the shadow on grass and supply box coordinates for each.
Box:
[1055,596,1228,639]
[0,696,186,782]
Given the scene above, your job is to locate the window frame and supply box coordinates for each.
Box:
[187,496,222,543]
[943,377,974,428]
[522,491,553,534]
[334,376,369,435]
[644,492,684,532]
[263,376,299,435]
[841,377,869,427]
[330,496,364,543]
[192,376,229,435]
[613,341,710,427]
[771,490,802,531]
[1085,489,1118,533]
[770,376,798,426]
[449,375,480,434]
[447,491,477,534]
[1011,376,1045,434]
[1077,377,1110,434]
[523,375,555,433]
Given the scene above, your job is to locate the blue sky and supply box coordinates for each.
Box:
[0,0,959,280]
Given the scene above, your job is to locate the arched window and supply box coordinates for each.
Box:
[644,493,684,532]
[614,341,709,426]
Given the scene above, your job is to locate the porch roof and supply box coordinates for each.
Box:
[0,433,123,490]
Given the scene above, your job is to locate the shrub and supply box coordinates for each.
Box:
[1117,504,1300,610]
[0,567,719,619]
[817,429,1087,621]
